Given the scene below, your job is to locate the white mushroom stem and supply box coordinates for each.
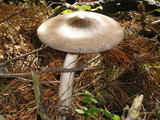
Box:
[58,53,78,111]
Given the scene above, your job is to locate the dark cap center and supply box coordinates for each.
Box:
[67,15,92,28]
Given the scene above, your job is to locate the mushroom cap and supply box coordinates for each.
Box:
[37,11,124,53]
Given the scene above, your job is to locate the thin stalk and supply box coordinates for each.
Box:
[58,53,78,117]
[32,73,50,120]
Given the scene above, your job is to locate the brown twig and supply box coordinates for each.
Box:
[0,54,101,78]
[0,52,149,78]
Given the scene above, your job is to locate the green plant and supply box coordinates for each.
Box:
[149,8,160,13]
[51,3,102,14]
[75,90,121,120]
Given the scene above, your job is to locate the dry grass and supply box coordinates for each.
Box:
[0,1,160,120]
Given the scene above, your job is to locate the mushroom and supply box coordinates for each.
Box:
[37,11,124,116]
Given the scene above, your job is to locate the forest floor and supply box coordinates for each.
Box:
[0,1,160,120]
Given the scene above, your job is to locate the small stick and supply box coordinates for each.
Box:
[32,73,50,120]
[0,54,101,78]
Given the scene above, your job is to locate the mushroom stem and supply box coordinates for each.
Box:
[58,53,78,113]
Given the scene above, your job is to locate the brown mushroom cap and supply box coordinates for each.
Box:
[37,11,124,53]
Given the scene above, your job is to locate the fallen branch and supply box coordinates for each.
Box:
[0,54,101,78]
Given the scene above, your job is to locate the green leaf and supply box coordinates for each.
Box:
[75,109,85,114]
[104,110,121,120]
[26,106,34,110]
[62,9,74,14]
[149,9,160,14]
[111,115,121,120]
[82,90,94,98]
[91,6,103,11]
[51,6,60,13]
[103,110,114,118]
[155,9,160,13]
[76,5,91,11]
[82,97,98,104]
[86,107,103,116]
[82,106,88,111]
